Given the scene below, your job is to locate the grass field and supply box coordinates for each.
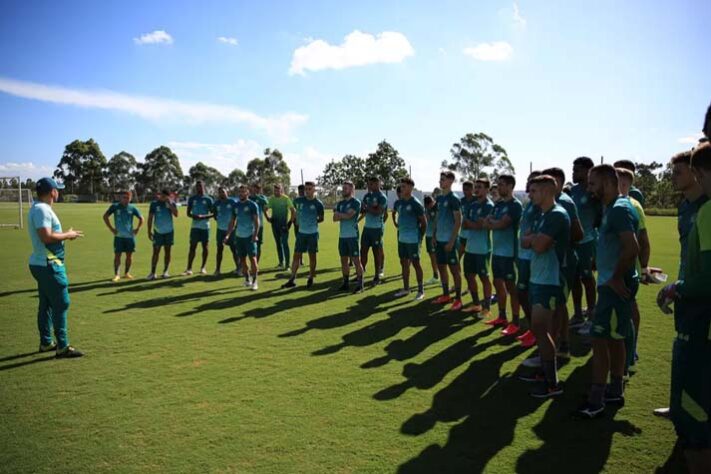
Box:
[0,204,686,473]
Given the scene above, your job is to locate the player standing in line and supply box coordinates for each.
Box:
[265,183,296,270]
[423,195,440,285]
[282,181,325,289]
[568,157,601,335]
[147,189,178,279]
[654,150,710,418]
[334,181,364,293]
[459,181,476,261]
[182,181,214,276]
[657,143,711,472]
[577,164,639,418]
[28,177,84,358]
[515,171,542,346]
[614,160,645,206]
[225,184,260,290]
[360,176,388,284]
[461,178,495,316]
[293,184,305,266]
[540,167,583,357]
[617,168,651,373]
[519,175,570,398]
[249,183,269,263]
[212,187,239,276]
[431,171,463,310]
[484,175,522,328]
[103,190,143,282]
[392,177,427,300]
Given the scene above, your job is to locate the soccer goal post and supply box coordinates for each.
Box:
[0,177,33,229]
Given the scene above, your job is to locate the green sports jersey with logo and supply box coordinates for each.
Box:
[149,200,174,234]
[362,191,388,229]
[336,197,361,239]
[249,194,269,226]
[394,197,425,244]
[425,205,437,237]
[491,198,522,257]
[518,201,541,260]
[234,199,259,238]
[460,196,476,240]
[435,192,461,243]
[530,204,570,286]
[268,195,293,223]
[596,196,639,286]
[294,197,325,234]
[678,201,711,300]
[106,203,142,238]
[629,186,645,207]
[28,202,64,266]
[466,198,494,255]
[188,195,215,230]
[569,183,601,244]
[213,198,237,231]
[677,195,708,280]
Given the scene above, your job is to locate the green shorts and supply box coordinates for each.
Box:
[425,236,436,254]
[671,302,711,450]
[492,255,516,281]
[153,231,174,248]
[361,227,384,249]
[463,252,489,277]
[338,237,359,258]
[576,240,596,279]
[398,241,421,260]
[234,236,257,257]
[517,258,531,291]
[216,229,235,247]
[190,228,210,244]
[435,240,459,266]
[529,283,565,310]
[591,285,633,340]
[295,232,319,254]
[114,236,136,254]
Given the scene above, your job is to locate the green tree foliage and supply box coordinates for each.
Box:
[635,161,678,209]
[188,162,226,195]
[107,151,139,191]
[365,140,408,190]
[246,148,291,194]
[54,139,107,194]
[317,155,368,193]
[442,132,514,181]
[136,146,184,199]
[223,168,248,190]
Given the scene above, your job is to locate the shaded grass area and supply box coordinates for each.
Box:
[0,204,684,473]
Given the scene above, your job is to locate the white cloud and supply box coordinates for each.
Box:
[678,132,704,145]
[463,42,513,62]
[513,2,527,29]
[134,30,173,45]
[289,30,414,75]
[217,36,238,46]
[168,140,262,175]
[283,146,334,183]
[0,162,54,180]
[0,76,308,141]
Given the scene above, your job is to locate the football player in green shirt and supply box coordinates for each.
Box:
[578,164,639,418]
[265,183,296,269]
[423,195,440,285]
[432,171,463,310]
[334,181,364,293]
[183,181,214,276]
[225,184,261,290]
[249,183,270,262]
[392,177,427,300]
[359,176,388,284]
[147,189,178,279]
[282,181,325,289]
[658,143,711,470]
[213,187,239,276]
[614,160,645,206]
[103,190,144,282]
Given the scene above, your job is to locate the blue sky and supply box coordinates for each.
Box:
[1,0,709,191]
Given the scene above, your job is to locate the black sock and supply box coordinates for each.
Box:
[542,359,558,386]
[455,286,462,300]
[499,310,507,320]
[418,283,423,293]
[609,375,624,396]
[343,276,349,285]
[441,281,449,295]
[589,383,606,406]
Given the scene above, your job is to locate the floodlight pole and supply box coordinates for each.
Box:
[18,178,23,229]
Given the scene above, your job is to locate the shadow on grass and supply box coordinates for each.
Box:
[102,288,237,314]
[655,438,687,473]
[0,277,149,299]
[0,350,40,363]
[0,354,56,371]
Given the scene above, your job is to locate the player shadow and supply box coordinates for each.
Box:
[102,288,237,314]
[309,300,467,356]
[655,438,688,473]
[0,354,56,371]
[0,350,40,363]
[396,344,537,473]
[0,278,146,299]
[514,360,642,474]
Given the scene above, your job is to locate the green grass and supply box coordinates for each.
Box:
[0,204,683,473]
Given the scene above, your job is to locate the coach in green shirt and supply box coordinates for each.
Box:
[265,183,296,269]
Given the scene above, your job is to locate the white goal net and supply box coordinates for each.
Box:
[0,177,33,229]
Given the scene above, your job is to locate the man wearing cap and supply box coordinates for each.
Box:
[28,178,84,358]
[103,190,144,282]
